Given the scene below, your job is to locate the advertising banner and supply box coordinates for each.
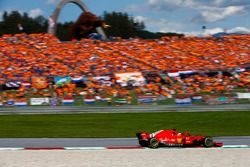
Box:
[30,98,50,105]
[115,98,127,104]
[175,97,192,105]
[237,93,250,99]
[204,95,236,104]
[7,99,15,106]
[51,97,57,106]
[138,95,157,103]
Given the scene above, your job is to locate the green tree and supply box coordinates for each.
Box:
[56,21,74,41]
[0,11,47,36]
[1,11,22,34]
[102,11,145,39]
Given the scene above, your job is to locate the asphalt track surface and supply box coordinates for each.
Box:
[0,104,249,115]
[0,137,249,148]
[0,104,249,148]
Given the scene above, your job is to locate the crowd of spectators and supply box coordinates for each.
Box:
[0,33,249,101]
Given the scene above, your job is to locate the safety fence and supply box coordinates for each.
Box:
[0,93,249,107]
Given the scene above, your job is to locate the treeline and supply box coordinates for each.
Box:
[0,11,48,34]
[0,11,184,40]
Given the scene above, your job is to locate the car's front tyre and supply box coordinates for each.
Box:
[203,137,214,147]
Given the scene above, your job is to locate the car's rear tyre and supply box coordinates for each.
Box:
[148,138,159,148]
[203,137,214,147]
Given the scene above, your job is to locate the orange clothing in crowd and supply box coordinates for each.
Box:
[0,33,249,98]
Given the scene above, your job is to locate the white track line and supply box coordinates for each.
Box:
[0,145,250,151]
[65,147,106,150]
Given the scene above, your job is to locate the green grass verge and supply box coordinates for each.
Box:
[0,111,250,138]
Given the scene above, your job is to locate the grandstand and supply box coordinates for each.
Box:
[0,33,249,106]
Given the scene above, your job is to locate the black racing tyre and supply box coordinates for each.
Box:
[148,138,160,148]
[203,137,214,147]
[139,140,148,147]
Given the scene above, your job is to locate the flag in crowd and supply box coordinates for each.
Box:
[15,99,28,106]
[62,97,74,105]
[55,76,71,86]
[84,98,96,104]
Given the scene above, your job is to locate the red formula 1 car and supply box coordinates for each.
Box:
[136,129,223,148]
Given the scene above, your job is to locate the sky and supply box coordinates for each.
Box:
[0,0,250,36]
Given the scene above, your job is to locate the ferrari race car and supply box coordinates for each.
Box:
[136,129,223,148]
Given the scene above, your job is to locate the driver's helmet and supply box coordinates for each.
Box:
[177,133,182,137]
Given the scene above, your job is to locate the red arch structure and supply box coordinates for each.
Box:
[48,0,107,40]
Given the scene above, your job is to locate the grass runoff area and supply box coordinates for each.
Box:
[0,111,250,138]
